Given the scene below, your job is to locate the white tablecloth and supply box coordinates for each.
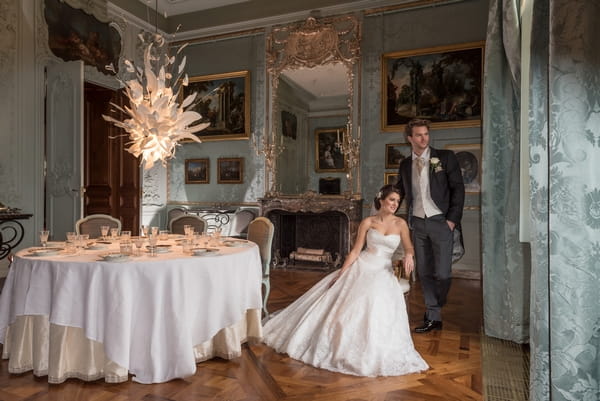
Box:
[0,239,263,383]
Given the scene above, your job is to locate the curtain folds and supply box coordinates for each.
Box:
[528,1,600,400]
[482,0,530,344]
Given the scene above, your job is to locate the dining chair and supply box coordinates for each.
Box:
[228,209,256,239]
[75,214,122,238]
[167,207,188,228]
[169,214,207,235]
[247,217,274,317]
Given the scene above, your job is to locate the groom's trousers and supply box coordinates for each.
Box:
[411,214,454,322]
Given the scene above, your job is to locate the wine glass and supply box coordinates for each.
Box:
[100,225,110,240]
[121,230,131,241]
[133,237,145,256]
[39,230,50,247]
[110,228,120,241]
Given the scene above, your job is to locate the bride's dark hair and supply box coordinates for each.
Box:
[374,184,400,210]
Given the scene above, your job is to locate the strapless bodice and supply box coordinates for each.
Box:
[363,229,400,259]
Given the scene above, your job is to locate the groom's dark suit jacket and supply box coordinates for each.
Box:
[395,147,465,225]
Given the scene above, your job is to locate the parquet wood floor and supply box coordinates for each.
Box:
[0,269,483,401]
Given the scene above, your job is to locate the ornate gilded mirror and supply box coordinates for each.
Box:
[264,15,361,197]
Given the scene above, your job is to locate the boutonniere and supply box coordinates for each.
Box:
[430,157,443,173]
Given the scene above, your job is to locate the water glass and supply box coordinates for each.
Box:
[39,230,50,247]
[121,230,131,240]
[100,225,110,240]
[181,239,191,254]
[148,234,158,257]
[110,228,120,240]
[159,230,169,241]
[120,240,133,256]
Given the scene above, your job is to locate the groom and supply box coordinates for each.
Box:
[395,118,465,333]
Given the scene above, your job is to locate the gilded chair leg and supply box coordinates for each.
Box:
[262,279,270,317]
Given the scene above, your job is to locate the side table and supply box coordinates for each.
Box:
[0,212,33,260]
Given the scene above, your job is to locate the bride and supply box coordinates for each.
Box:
[262,184,429,377]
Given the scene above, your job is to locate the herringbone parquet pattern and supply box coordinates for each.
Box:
[0,269,483,401]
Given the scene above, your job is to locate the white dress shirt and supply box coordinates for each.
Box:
[411,147,443,218]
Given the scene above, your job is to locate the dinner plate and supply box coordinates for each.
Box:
[27,247,64,257]
[100,253,129,262]
[191,248,219,256]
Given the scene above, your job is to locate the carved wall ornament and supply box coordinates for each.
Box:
[267,15,360,74]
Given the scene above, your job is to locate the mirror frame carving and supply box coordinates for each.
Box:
[264,15,361,198]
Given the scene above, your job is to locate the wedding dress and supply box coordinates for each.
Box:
[262,228,429,377]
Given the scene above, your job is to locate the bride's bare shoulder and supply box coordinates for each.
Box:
[393,216,408,229]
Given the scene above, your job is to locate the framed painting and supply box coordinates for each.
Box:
[382,41,484,131]
[183,71,250,141]
[445,143,482,193]
[281,110,298,139]
[315,128,347,173]
[185,159,209,184]
[217,158,244,184]
[385,143,411,169]
[384,172,399,186]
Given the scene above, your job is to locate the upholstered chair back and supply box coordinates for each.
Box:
[169,215,207,235]
[247,217,274,316]
[75,214,121,238]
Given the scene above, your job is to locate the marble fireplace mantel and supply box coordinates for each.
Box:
[259,195,363,247]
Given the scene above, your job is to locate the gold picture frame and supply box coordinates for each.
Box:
[315,127,347,173]
[217,157,244,184]
[384,172,399,186]
[385,143,411,169]
[382,41,484,132]
[183,70,250,141]
[445,143,482,194]
[185,158,209,184]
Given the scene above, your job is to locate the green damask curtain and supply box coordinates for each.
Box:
[529,1,600,400]
[482,0,530,343]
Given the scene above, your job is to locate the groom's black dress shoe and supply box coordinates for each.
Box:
[414,320,443,333]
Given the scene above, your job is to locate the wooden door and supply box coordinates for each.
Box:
[84,82,140,234]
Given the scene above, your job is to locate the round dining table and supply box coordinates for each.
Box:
[0,236,263,384]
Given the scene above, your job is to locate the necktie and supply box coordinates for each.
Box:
[416,157,425,177]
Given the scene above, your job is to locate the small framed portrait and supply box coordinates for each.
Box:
[315,128,347,172]
[385,143,411,169]
[185,159,209,184]
[217,157,244,184]
[445,143,482,193]
[281,110,297,140]
[384,172,399,186]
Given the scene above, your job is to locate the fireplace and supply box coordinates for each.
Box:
[259,196,363,271]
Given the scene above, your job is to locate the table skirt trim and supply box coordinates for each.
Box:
[2,309,263,384]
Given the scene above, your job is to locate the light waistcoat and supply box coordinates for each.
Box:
[411,147,442,218]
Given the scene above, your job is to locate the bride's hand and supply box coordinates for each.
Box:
[403,255,415,275]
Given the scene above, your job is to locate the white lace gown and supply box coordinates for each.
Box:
[262,228,429,377]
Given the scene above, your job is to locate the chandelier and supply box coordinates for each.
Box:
[103,33,209,169]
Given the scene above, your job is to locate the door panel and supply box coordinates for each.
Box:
[45,61,83,240]
[84,82,140,234]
